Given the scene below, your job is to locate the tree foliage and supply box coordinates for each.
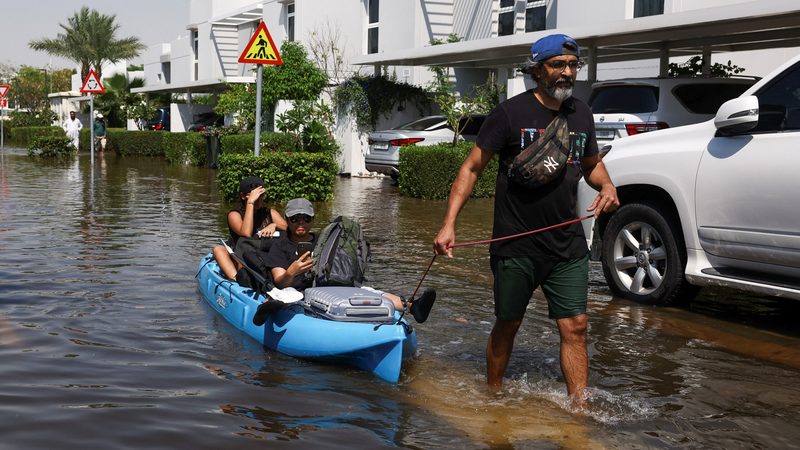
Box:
[427,35,503,145]
[29,6,145,79]
[9,66,72,113]
[668,56,745,78]
[215,41,328,132]
[333,74,431,135]
[95,73,147,127]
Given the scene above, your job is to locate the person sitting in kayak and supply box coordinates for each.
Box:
[212,176,287,281]
[257,197,436,324]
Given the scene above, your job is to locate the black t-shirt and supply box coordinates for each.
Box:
[227,206,273,248]
[264,233,317,290]
[476,90,599,259]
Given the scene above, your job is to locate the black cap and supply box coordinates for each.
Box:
[239,176,264,194]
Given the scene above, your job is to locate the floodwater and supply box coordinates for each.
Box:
[1,147,799,449]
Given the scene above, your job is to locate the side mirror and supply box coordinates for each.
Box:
[714,95,759,135]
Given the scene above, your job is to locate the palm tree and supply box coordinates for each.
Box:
[95,73,147,128]
[29,7,145,80]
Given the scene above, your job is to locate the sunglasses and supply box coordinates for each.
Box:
[289,214,313,224]
[543,60,583,72]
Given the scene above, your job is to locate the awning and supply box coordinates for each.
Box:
[131,76,255,95]
[209,3,263,27]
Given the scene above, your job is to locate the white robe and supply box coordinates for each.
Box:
[62,118,83,149]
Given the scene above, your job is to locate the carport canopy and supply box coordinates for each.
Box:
[352,0,800,81]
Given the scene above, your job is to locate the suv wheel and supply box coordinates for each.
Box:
[601,202,697,305]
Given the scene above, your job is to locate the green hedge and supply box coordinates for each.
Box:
[78,127,126,153]
[110,131,168,156]
[217,151,338,202]
[221,132,299,155]
[8,127,65,148]
[398,141,498,199]
[163,132,206,165]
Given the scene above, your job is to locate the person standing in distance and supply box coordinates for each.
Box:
[62,111,83,149]
[433,34,619,406]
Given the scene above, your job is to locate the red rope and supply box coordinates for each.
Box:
[407,214,594,302]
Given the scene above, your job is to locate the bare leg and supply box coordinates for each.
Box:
[383,292,404,310]
[486,319,523,388]
[212,245,239,280]
[556,314,589,406]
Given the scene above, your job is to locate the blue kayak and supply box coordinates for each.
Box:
[196,254,417,383]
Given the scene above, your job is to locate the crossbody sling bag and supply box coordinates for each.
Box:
[506,112,570,189]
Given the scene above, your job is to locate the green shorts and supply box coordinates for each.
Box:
[489,254,589,321]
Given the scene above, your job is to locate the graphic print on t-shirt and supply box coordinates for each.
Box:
[519,128,589,167]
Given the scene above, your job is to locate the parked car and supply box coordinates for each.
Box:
[365,115,486,179]
[578,55,800,305]
[188,112,223,132]
[589,77,757,147]
[145,108,170,131]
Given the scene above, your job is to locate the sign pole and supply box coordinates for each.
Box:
[1,105,4,149]
[254,64,263,157]
[90,95,95,163]
[238,21,282,158]
[78,70,104,163]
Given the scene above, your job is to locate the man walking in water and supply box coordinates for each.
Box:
[433,34,618,406]
[62,111,83,149]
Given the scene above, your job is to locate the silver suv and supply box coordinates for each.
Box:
[589,77,756,146]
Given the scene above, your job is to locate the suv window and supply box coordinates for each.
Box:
[589,85,659,113]
[751,63,800,133]
[673,83,752,114]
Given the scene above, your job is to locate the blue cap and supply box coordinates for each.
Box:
[530,34,580,62]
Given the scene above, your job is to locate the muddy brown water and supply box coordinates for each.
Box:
[1,148,798,449]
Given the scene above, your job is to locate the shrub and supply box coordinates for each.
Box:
[27,135,76,158]
[9,126,65,148]
[78,127,126,153]
[163,132,206,165]
[398,141,498,199]
[110,131,167,156]
[217,151,338,202]
[9,110,57,128]
[221,132,300,155]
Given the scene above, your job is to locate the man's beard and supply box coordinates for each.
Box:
[540,77,574,102]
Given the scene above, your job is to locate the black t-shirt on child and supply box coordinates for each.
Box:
[476,90,599,259]
[264,233,317,290]
[227,206,273,248]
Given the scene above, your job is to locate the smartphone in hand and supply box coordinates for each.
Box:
[297,241,314,257]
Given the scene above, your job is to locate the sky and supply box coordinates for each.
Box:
[1,0,191,70]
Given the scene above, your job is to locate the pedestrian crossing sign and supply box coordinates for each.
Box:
[80,69,105,94]
[238,21,283,65]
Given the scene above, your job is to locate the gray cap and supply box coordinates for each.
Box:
[285,198,314,218]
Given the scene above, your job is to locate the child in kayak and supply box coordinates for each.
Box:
[212,176,287,281]
[255,198,436,324]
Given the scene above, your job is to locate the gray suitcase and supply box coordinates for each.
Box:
[303,287,396,322]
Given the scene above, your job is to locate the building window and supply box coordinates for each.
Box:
[634,0,664,17]
[367,0,379,54]
[161,62,171,84]
[191,29,199,81]
[287,3,295,42]
[498,0,515,36]
[525,0,546,32]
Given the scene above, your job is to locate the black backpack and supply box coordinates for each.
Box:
[312,216,370,287]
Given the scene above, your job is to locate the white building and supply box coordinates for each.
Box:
[135,0,800,174]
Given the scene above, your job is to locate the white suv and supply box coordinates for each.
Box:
[578,55,800,305]
[589,77,756,147]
